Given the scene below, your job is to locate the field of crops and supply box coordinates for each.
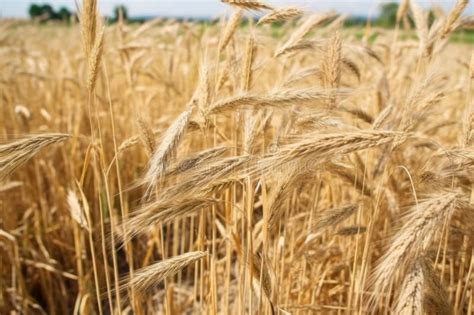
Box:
[1,0,473,314]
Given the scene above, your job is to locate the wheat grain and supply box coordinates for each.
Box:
[314,204,358,231]
[255,130,399,176]
[80,0,97,57]
[120,251,207,294]
[371,194,457,306]
[206,88,350,115]
[142,102,194,193]
[219,9,243,53]
[397,0,410,24]
[222,0,273,11]
[67,190,90,231]
[275,12,336,57]
[394,260,424,315]
[440,0,469,38]
[258,7,303,25]
[0,133,70,181]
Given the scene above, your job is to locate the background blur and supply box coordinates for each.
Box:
[2,0,473,20]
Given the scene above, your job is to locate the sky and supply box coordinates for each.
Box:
[1,0,472,19]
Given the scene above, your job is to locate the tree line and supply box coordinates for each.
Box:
[28,3,128,23]
[26,2,468,29]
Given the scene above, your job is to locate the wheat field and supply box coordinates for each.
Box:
[0,0,473,314]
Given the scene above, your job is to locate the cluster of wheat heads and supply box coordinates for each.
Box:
[0,0,473,313]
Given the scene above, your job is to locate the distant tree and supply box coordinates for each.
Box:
[28,4,43,19]
[40,4,55,20]
[57,7,72,22]
[28,3,74,22]
[113,5,128,22]
[378,2,398,27]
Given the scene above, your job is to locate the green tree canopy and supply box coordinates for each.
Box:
[57,7,72,21]
[28,3,72,22]
[113,5,128,22]
[28,4,43,19]
[378,2,399,27]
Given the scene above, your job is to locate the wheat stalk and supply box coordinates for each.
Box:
[80,0,97,57]
[410,0,429,56]
[87,25,104,92]
[67,190,90,231]
[394,260,424,315]
[336,226,367,236]
[322,32,342,108]
[206,88,350,115]
[314,204,358,231]
[120,198,218,241]
[0,133,71,181]
[275,12,336,57]
[255,130,400,176]
[142,102,194,193]
[165,146,229,177]
[370,194,457,307]
[219,9,243,53]
[137,115,157,155]
[222,0,273,11]
[120,251,207,294]
[257,7,303,25]
[397,0,410,24]
[440,0,469,38]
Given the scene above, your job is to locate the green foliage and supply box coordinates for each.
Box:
[450,30,474,44]
[28,4,43,19]
[378,2,398,27]
[113,5,129,22]
[57,7,72,22]
[28,3,72,22]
